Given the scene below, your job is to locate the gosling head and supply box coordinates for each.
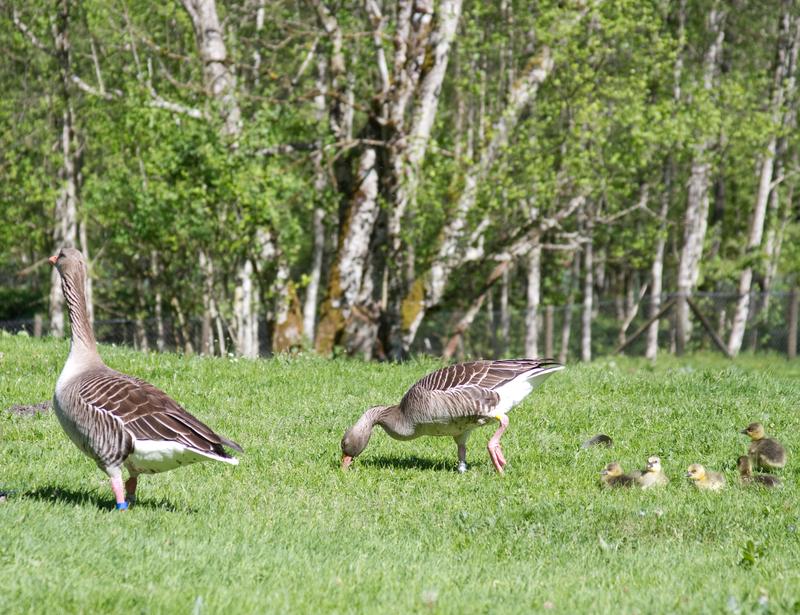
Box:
[741,422,765,440]
[340,405,389,470]
[645,456,662,474]
[686,463,706,482]
[601,461,624,478]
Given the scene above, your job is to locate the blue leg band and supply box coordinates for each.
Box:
[116,501,129,510]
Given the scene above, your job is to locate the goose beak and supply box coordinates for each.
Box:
[48,255,58,266]
[341,454,354,471]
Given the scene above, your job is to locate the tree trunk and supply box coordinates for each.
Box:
[675,2,727,353]
[499,266,510,356]
[544,305,554,358]
[728,5,799,356]
[316,148,380,354]
[559,253,580,364]
[647,173,671,360]
[49,0,80,337]
[789,286,798,359]
[151,251,165,352]
[524,242,542,357]
[581,232,594,363]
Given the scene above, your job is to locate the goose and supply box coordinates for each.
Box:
[637,455,669,489]
[737,455,781,488]
[340,358,564,473]
[49,248,242,509]
[740,422,786,471]
[600,461,639,488]
[685,464,725,491]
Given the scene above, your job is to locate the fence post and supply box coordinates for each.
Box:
[33,314,42,338]
[789,287,798,360]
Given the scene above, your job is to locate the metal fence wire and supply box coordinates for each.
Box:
[1,291,798,361]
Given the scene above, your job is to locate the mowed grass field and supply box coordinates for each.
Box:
[2,333,800,614]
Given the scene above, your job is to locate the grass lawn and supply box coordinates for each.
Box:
[2,332,800,614]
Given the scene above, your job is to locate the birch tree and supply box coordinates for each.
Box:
[728,3,800,356]
[675,1,726,353]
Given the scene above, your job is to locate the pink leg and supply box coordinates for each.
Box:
[125,475,138,506]
[110,475,128,510]
[487,415,510,473]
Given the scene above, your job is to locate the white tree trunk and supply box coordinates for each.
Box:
[524,243,542,357]
[646,189,669,360]
[303,207,325,344]
[581,235,593,363]
[151,251,165,352]
[675,2,726,353]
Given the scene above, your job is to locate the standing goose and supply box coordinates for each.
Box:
[49,248,242,509]
[340,358,564,473]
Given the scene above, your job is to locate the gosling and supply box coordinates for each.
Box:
[737,455,781,489]
[741,422,786,471]
[637,455,669,489]
[686,464,725,491]
[600,462,639,488]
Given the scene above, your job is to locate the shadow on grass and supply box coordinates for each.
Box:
[357,454,454,472]
[20,486,185,512]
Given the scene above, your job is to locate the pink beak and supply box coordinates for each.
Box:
[341,455,353,471]
[48,255,58,266]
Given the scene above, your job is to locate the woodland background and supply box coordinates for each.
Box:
[1,0,799,362]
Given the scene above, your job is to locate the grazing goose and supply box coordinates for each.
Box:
[685,464,725,491]
[49,248,242,509]
[637,455,669,489]
[600,461,639,488]
[737,456,781,488]
[340,358,564,473]
[740,422,786,471]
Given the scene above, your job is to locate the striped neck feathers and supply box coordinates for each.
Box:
[59,260,98,357]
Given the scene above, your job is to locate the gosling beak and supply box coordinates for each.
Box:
[341,454,354,471]
[48,255,58,266]
[600,470,608,476]
[740,429,748,435]
[685,472,692,478]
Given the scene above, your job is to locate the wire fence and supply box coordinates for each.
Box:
[2,291,798,360]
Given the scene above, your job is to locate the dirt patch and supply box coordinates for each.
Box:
[6,400,52,416]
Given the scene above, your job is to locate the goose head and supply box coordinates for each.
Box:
[645,456,662,474]
[685,464,706,481]
[49,247,87,281]
[741,422,765,440]
[341,405,390,470]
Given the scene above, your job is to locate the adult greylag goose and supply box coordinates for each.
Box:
[740,422,786,471]
[49,248,242,509]
[340,358,564,473]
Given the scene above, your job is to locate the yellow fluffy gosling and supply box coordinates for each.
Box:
[737,455,781,488]
[637,455,669,489]
[686,464,725,491]
[741,422,786,471]
[600,462,639,488]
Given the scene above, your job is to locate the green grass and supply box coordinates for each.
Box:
[2,332,800,614]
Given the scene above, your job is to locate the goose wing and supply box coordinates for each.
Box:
[78,370,243,458]
[401,359,562,418]
[411,359,563,392]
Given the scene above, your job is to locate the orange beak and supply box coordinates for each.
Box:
[48,255,58,266]
[341,454,353,471]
